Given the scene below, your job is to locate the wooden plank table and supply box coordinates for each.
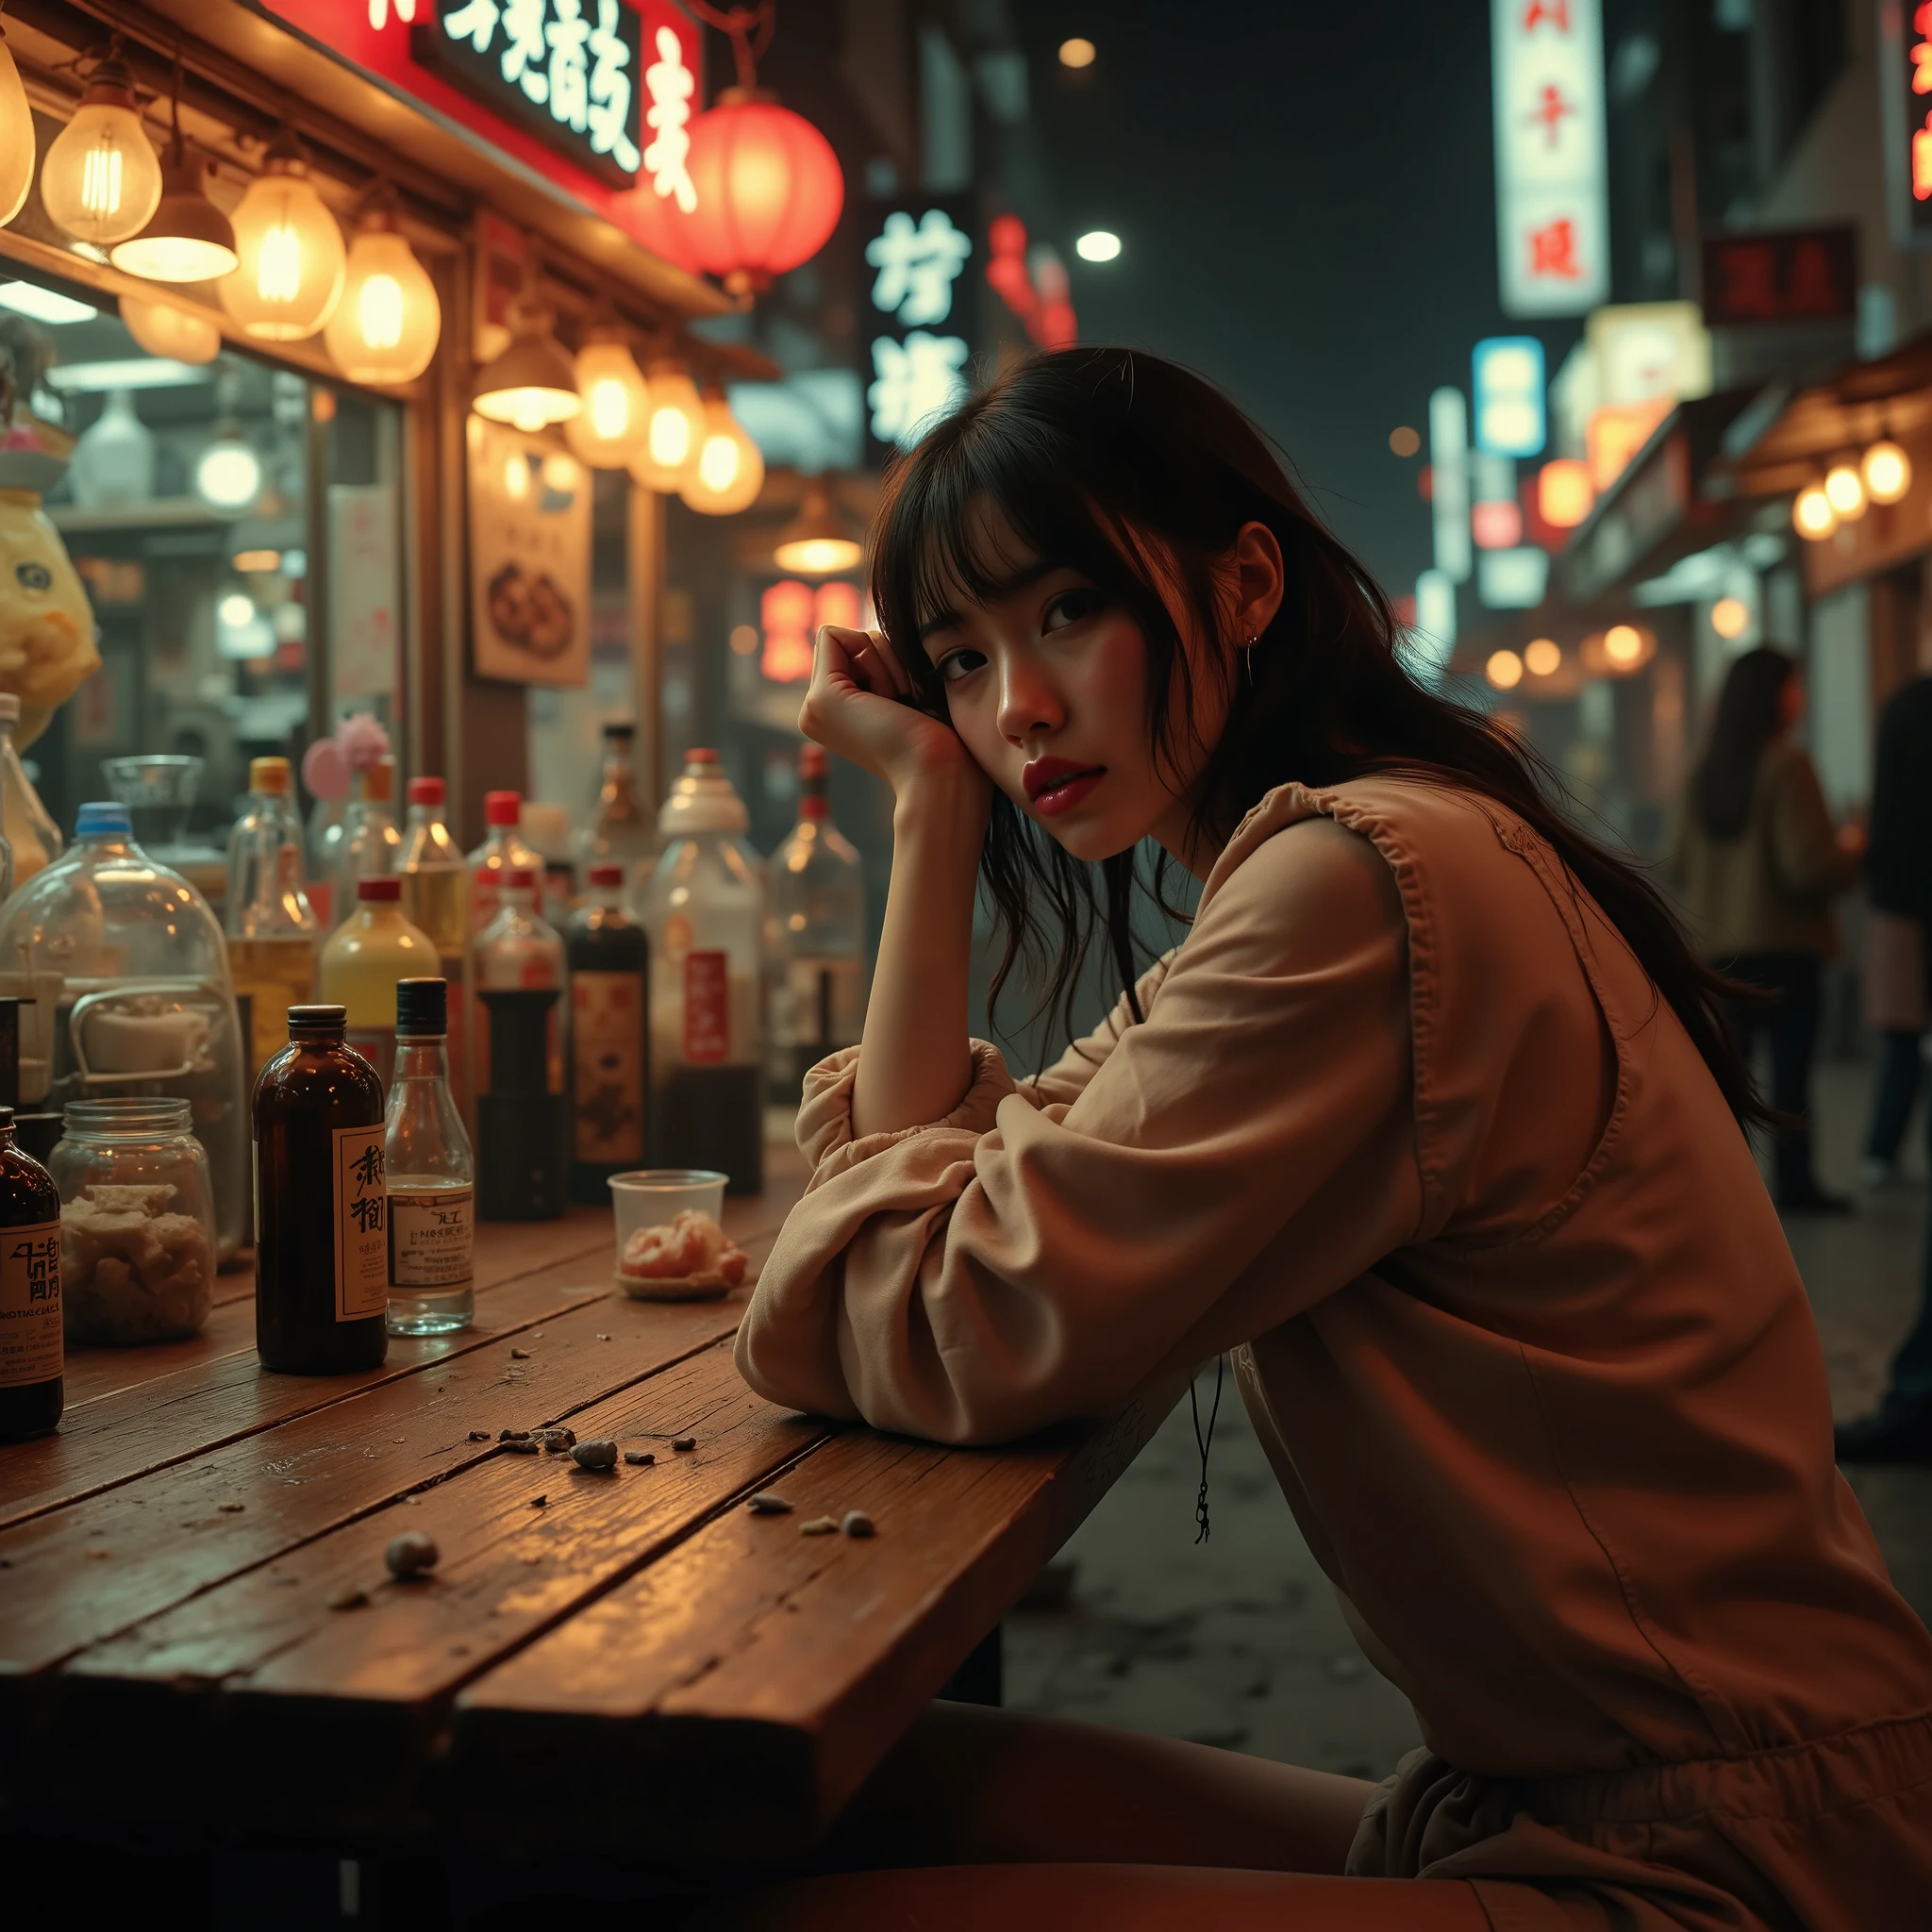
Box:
[0,1143,1174,1866]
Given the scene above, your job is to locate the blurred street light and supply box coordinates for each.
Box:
[1059,38,1097,68]
[1074,230,1122,262]
[1792,484,1836,541]
[1389,425,1420,457]
[1709,596,1749,640]
[1486,649,1524,689]
[1824,462,1866,521]
[1863,440,1912,506]
[1524,638,1561,676]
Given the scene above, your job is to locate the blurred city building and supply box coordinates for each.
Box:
[1435,0,1931,928]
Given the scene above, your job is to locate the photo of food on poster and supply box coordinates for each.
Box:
[467,418,591,687]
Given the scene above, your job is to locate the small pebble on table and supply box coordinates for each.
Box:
[625,1451,656,1467]
[571,1439,619,1471]
[747,1492,792,1514]
[841,1511,876,1539]
[384,1531,440,1580]
[672,1436,696,1452]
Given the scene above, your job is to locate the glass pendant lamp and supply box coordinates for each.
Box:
[219,130,345,341]
[322,189,441,386]
[627,355,706,491]
[678,390,765,514]
[40,49,162,246]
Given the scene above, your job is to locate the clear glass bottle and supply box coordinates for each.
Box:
[0,802,249,1265]
[0,1106,61,1442]
[102,753,227,910]
[384,976,474,1337]
[53,1095,215,1343]
[225,756,320,1091]
[397,776,471,1119]
[466,789,541,938]
[319,876,437,1092]
[636,749,766,1194]
[328,757,402,932]
[0,691,55,889]
[254,1003,388,1375]
[577,722,656,874]
[567,863,648,1202]
[769,742,867,1102]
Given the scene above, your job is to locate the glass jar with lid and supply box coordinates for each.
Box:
[54,1095,216,1343]
[0,801,249,1263]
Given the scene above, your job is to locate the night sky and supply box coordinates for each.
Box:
[1015,1,1568,599]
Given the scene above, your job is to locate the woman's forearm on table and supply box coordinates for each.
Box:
[851,776,985,1140]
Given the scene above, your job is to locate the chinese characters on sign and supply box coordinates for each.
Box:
[1882,0,1932,246]
[861,199,975,457]
[421,0,646,188]
[1491,0,1607,316]
[1699,228,1857,327]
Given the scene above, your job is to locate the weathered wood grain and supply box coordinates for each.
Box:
[448,1382,1180,1860]
[0,1289,768,1681]
[34,1343,835,1841]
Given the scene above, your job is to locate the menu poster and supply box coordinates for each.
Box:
[468,419,592,688]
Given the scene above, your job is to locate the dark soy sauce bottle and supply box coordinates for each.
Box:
[565,863,649,1204]
[0,1105,62,1442]
[255,1004,390,1374]
[477,989,567,1220]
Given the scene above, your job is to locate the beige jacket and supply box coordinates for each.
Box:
[737,777,1932,1927]
[1664,738,1860,959]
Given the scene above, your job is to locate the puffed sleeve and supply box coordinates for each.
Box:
[734,817,1423,1442]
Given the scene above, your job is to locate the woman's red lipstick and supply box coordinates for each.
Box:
[1024,756,1106,817]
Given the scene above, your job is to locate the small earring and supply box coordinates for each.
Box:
[1242,632,1258,689]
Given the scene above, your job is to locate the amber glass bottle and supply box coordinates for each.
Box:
[254,1004,389,1374]
[0,1106,61,1441]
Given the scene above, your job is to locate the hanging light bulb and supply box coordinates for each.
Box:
[322,190,440,385]
[219,131,346,341]
[471,288,580,432]
[1824,461,1867,522]
[0,17,35,227]
[108,106,238,283]
[41,49,162,246]
[1792,483,1837,541]
[120,292,221,363]
[1863,439,1913,506]
[678,389,765,514]
[193,421,261,516]
[627,355,706,491]
[563,324,649,467]
[773,478,861,574]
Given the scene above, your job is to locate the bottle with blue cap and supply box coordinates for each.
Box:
[0,801,249,1265]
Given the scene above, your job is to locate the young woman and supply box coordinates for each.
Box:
[721,350,1932,1931]
[1664,646,1864,1214]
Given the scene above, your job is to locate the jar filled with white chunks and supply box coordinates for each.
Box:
[53,1097,216,1342]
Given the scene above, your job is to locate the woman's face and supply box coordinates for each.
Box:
[916,508,1281,871]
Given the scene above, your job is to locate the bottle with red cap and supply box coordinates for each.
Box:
[398,776,471,1116]
[318,875,437,1091]
[566,861,648,1202]
[466,790,541,936]
[770,742,868,1102]
[637,747,766,1192]
[327,755,402,933]
[475,864,565,1097]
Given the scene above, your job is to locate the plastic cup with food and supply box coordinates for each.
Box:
[609,1169,746,1300]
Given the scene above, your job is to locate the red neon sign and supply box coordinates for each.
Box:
[258,0,702,258]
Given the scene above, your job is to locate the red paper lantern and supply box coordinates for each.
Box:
[681,90,843,296]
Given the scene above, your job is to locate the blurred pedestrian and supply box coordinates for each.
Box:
[1858,673,1932,1186]
[1838,671,1932,1462]
[1664,646,1865,1213]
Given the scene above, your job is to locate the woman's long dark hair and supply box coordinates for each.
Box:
[869,347,1768,1129]
[1691,646,1795,841]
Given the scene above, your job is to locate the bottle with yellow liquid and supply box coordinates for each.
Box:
[398,776,471,1119]
[319,876,436,1093]
[225,756,319,1089]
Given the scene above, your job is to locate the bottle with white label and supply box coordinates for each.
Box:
[566,863,648,1203]
[385,977,475,1336]
[254,1003,389,1374]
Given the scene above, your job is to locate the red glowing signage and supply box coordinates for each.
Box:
[258,0,702,257]
[1699,227,1857,327]
[1884,0,1932,245]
